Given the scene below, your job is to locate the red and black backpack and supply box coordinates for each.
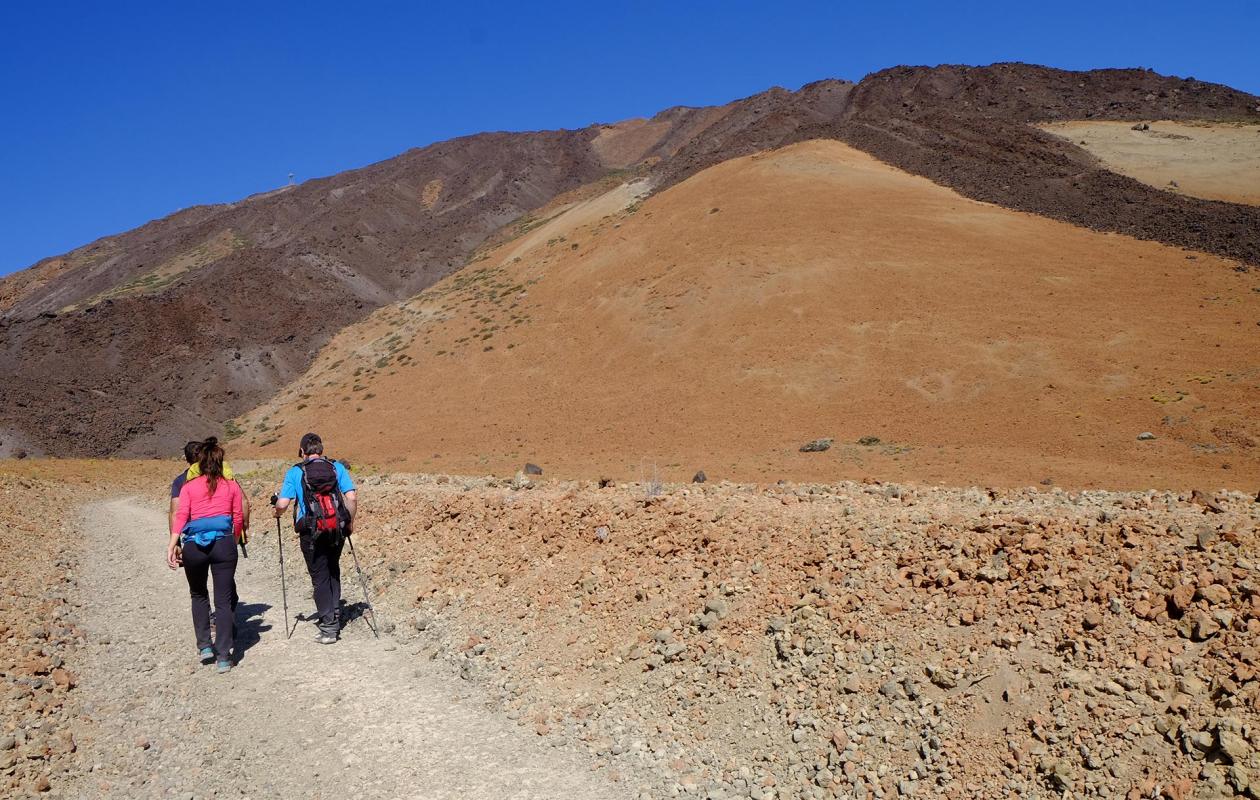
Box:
[295,457,351,541]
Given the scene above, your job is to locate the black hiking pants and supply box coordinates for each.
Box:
[182,535,238,660]
[299,532,344,637]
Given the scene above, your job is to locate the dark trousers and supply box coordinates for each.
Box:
[182,535,239,660]
[299,532,344,636]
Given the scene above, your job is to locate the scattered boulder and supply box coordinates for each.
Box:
[1038,757,1075,791]
[1137,432,1156,441]
[1191,489,1225,513]
[926,665,957,689]
[1216,720,1251,764]
[692,471,707,484]
[1176,611,1222,641]
[704,597,730,619]
[523,462,543,476]
[879,680,906,700]
[662,642,687,662]
[799,438,832,453]
[857,436,881,446]
[1195,525,1218,549]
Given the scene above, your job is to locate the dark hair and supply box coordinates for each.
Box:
[299,432,324,456]
[198,436,225,496]
[183,440,202,464]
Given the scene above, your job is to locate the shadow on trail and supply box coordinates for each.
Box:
[340,600,376,631]
[292,600,377,637]
[232,602,272,662]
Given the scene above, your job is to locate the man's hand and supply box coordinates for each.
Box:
[272,496,291,518]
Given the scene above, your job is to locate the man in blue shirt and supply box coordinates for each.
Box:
[273,432,357,644]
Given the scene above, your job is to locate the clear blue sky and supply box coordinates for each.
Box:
[2,0,1257,275]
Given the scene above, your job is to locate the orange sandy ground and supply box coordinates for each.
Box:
[237,141,1260,490]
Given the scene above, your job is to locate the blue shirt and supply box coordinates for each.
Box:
[279,459,356,520]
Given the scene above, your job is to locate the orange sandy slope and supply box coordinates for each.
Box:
[237,140,1260,489]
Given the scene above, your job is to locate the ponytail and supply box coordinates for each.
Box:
[199,436,226,496]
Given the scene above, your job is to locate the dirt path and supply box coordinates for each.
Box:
[64,497,631,800]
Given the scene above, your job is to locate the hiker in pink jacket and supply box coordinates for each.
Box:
[169,437,243,673]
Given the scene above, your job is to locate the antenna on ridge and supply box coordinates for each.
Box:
[288,172,295,186]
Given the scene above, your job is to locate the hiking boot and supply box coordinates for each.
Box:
[314,632,338,645]
[216,660,233,674]
[198,647,214,664]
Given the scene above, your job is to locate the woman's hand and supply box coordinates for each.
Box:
[167,540,182,570]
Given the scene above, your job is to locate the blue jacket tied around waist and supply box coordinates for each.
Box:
[182,515,233,547]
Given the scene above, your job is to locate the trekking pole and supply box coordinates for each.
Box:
[270,494,293,639]
[344,532,379,638]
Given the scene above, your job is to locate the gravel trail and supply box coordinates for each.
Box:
[64,497,628,800]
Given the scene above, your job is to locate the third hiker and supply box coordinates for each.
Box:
[272,432,357,644]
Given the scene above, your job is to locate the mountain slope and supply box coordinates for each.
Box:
[0,118,720,456]
[3,63,1258,458]
[237,140,1260,488]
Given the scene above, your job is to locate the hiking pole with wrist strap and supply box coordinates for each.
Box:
[270,494,293,639]
[344,530,379,638]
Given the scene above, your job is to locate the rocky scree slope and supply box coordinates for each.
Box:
[349,473,1260,800]
[3,63,1257,458]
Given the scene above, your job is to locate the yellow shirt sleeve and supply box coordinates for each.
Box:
[185,463,235,480]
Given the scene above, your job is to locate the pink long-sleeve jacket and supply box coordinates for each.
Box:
[171,475,244,538]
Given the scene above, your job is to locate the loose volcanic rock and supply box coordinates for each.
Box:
[367,474,1257,798]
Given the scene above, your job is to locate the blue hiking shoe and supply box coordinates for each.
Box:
[216,660,233,674]
[199,647,214,664]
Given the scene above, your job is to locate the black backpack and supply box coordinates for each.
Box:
[294,457,351,542]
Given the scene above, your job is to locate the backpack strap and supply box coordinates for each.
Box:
[292,460,314,527]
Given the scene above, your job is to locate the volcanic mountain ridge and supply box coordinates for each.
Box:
[2,62,1258,458]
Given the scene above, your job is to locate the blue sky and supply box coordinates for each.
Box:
[2,0,1257,276]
